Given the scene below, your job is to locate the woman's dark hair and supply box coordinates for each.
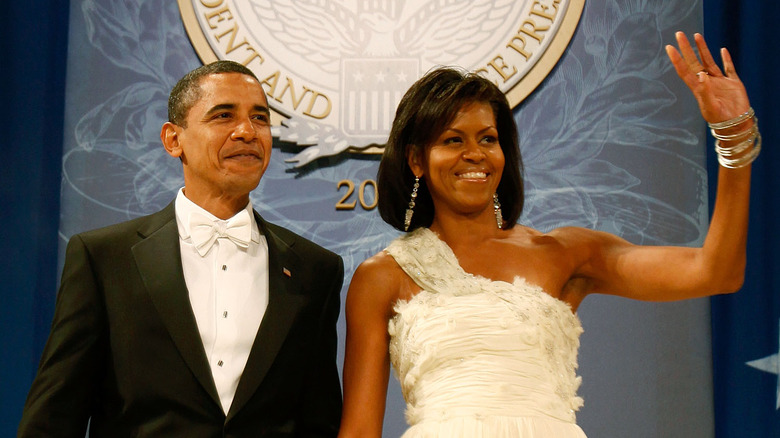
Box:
[377,67,524,232]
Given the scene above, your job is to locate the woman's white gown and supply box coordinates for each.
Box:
[386,228,587,437]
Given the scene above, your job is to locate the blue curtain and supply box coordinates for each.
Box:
[0,1,69,436]
[705,1,780,436]
[1,1,778,437]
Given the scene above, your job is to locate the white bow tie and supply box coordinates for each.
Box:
[188,210,252,256]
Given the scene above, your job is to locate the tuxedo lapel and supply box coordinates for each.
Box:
[131,204,221,407]
[227,213,309,419]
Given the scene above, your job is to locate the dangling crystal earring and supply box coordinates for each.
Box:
[493,193,503,229]
[404,176,420,231]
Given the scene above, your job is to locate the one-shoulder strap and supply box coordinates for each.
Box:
[385,228,464,293]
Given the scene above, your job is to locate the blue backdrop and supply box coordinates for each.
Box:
[705,1,780,437]
[0,0,68,434]
[1,1,778,437]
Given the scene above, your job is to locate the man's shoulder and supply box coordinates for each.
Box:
[75,204,175,245]
[258,216,340,261]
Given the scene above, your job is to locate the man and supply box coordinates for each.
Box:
[18,61,344,437]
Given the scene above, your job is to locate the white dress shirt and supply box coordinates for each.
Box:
[174,189,269,414]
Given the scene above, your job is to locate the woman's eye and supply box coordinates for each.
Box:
[443,136,462,145]
[481,135,498,144]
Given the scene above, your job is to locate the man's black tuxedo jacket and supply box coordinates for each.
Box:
[18,202,344,437]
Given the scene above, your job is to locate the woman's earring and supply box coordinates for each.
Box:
[493,193,503,229]
[404,176,420,231]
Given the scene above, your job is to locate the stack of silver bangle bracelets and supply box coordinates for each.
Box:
[710,107,761,169]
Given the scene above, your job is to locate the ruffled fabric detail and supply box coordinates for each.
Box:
[386,228,585,437]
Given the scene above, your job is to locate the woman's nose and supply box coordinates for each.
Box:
[462,140,485,161]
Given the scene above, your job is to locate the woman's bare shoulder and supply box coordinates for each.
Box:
[352,250,406,287]
[544,225,622,248]
[347,250,416,316]
[502,224,598,250]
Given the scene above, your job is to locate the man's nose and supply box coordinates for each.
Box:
[231,118,257,141]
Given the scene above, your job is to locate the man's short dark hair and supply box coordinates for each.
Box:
[377,67,524,232]
[167,60,261,127]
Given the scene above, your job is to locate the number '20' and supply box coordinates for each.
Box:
[336,179,378,210]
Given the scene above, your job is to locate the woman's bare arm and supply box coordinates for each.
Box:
[338,252,404,438]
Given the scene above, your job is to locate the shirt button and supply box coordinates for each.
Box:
[217,360,224,367]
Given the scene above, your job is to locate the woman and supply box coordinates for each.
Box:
[339,32,757,437]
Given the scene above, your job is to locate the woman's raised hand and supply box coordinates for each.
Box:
[666,32,750,124]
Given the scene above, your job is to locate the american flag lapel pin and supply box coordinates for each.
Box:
[283,267,292,278]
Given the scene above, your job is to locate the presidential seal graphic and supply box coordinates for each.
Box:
[179,0,583,166]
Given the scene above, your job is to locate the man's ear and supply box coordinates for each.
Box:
[160,122,183,158]
[406,146,423,177]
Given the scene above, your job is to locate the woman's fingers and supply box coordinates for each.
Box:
[693,33,723,76]
[675,32,701,72]
[720,47,740,79]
